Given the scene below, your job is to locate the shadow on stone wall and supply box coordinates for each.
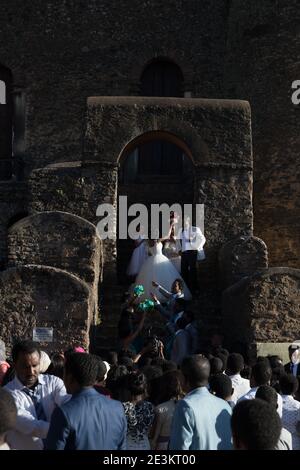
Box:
[0,265,93,353]
[222,267,300,360]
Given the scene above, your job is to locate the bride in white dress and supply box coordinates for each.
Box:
[134,232,192,302]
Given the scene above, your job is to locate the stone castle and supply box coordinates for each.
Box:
[0,1,299,357]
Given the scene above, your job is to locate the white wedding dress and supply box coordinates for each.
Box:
[126,235,148,277]
[134,241,192,302]
[163,239,181,273]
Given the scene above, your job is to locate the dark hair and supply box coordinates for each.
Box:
[106,351,118,366]
[140,365,163,382]
[140,365,163,403]
[279,373,299,395]
[184,310,195,323]
[181,355,210,387]
[118,349,135,360]
[12,340,41,363]
[172,279,183,291]
[216,348,230,358]
[64,353,98,387]
[209,374,232,400]
[106,365,130,401]
[209,357,223,376]
[47,353,65,380]
[151,358,177,373]
[251,361,272,386]
[118,355,134,371]
[255,385,278,409]
[0,388,17,435]
[159,370,184,403]
[231,399,282,450]
[256,356,270,364]
[160,360,178,373]
[127,371,148,396]
[216,353,227,371]
[240,365,251,380]
[143,335,161,359]
[268,355,283,369]
[226,353,245,375]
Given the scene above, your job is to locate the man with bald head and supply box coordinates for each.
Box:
[169,355,232,450]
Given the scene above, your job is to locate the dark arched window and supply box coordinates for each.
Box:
[141,59,184,97]
[0,80,6,104]
[130,59,185,179]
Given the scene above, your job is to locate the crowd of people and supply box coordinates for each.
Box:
[0,333,300,451]
[0,215,299,451]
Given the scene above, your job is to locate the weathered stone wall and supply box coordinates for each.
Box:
[225,0,300,267]
[85,97,252,167]
[7,211,102,323]
[0,0,229,170]
[219,235,268,290]
[0,0,298,268]
[85,97,253,315]
[222,267,300,356]
[193,162,253,315]
[7,211,102,285]
[27,162,117,284]
[0,181,28,267]
[0,265,93,353]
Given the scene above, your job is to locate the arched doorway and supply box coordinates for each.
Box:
[0,64,13,179]
[117,131,194,282]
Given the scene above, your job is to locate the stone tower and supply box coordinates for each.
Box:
[225,0,300,267]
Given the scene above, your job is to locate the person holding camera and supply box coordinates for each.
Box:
[176,216,206,294]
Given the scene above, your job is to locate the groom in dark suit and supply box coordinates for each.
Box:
[176,216,205,293]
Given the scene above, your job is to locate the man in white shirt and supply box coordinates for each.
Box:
[238,361,283,417]
[225,353,250,404]
[176,216,205,293]
[256,385,292,450]
[0,388,17,450]
[279,373,300,450]
[4,339,69,450]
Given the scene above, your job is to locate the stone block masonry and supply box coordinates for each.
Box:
[7,211,102,325]
[0,265,93,353]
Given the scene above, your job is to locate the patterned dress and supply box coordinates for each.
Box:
[122,400,155,450]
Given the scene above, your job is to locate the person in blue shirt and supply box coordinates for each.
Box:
[169,355,232,450]
[45,353,127,450]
